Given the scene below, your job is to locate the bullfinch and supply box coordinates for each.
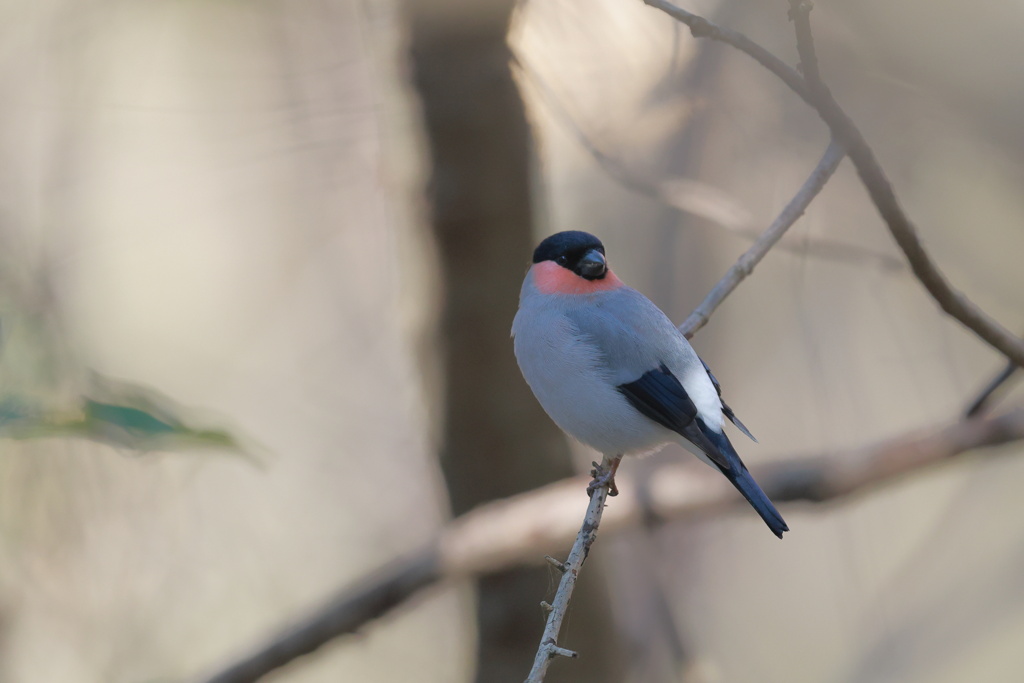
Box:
[512,231,788,538]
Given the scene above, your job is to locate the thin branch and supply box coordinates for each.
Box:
[789,2,1024,368]
[679,138,845,337]
[644,0,1024,368]
[642,0,808,97]
[441,411,1024,576]
[196,556,440,683]
[787,0,821,86]
[193,410,1024,683]
[965,360,1019,418]
[524,455,615,683]
[765,409,1024,502]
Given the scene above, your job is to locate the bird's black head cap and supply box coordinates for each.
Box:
[532,231,604,264]
[532,231,608,280]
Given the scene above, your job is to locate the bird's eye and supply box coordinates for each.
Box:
[556,255,569,266]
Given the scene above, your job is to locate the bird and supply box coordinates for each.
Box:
[512,230,788,538]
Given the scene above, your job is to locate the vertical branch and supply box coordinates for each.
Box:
[787,0,821,87]
[524,456,616,683]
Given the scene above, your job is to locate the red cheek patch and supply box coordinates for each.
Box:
[532,261,624,295]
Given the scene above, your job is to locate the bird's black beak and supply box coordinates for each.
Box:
[576,249,607,280]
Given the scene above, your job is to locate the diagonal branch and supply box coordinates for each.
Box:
[965,359,1019,418]
[679,138,846,337]
[197,556,441,683]
[642,0,808,97]
[644,0,1024,368]
[787,1,1024,368]
[192,409,1024,683]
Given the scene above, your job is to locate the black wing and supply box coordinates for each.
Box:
[617,364,731,470]
[620,364,788,537]
[700,358,757,442]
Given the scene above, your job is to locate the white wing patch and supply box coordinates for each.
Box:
[683,365,724,431]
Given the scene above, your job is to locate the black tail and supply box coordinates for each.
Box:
[723,464,788,538]
[697,423,789,538]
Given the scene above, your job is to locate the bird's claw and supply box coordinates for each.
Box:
[588,459,620,497]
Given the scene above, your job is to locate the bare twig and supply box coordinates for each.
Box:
[678,138,845,337]
[441,411,1024,576]
[642,0,808,97]
[965,360,1019,418]
[790,2,1024,369]
[194,410,1024,683]
[787,0,821,86]
[644,0,1024,368]
[765,409,1024,501]
[197,556,440,683]
[524,455,615,683]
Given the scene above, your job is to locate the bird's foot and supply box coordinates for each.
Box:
[587,456,622,497]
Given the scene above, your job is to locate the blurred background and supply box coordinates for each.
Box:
[0,0,1022,681]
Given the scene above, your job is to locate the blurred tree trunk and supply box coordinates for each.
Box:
[406,3,622,681]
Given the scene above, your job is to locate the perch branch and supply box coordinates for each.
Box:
[644,0,1024,367]
[524,455,615,683]
[679,138,845,337]
[194,409,1024,683]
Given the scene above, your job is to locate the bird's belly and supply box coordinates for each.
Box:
[538,383,673,456]
[513,319,673,456]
